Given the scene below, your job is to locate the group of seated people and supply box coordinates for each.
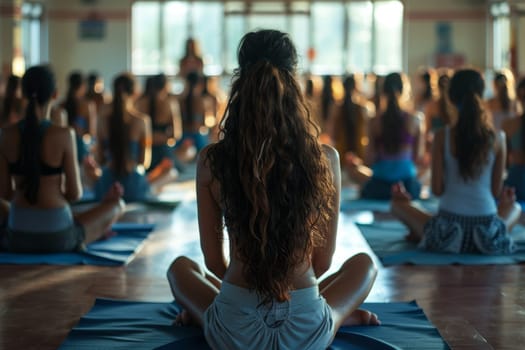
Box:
[313,67,523,254]
[0,29,522,349]
[0,64,224,253]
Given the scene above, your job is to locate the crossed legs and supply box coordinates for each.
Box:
[74,182,125,244]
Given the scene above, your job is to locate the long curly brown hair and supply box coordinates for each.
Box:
[207,30,335,304]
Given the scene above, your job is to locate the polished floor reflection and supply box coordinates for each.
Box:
[0,196,524,350]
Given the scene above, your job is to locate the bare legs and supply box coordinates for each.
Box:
[74,182,125,244]
[319,253,379,332]
[344,152,372,186]
[167,253,379,331]
[166,256,221,327]
[147,158,179,194]
[390,182,432,243]
[497,187,521,232]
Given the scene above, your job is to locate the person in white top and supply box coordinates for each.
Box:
[390,69,520,254]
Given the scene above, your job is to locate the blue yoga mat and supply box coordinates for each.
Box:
[341,198,439,214]
[59,299,449,350]
[0,223,155,266]
[357,219,525,265]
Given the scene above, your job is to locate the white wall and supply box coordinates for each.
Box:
[45,0,130,95]
[404,0,488,76]
[4,0,495,91]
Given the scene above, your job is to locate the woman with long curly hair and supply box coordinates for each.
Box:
[167,30,379,349]
[390,69,520,254]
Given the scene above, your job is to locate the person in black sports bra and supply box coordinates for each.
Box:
[0,65,125,253]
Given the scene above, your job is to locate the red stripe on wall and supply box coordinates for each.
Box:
[47,9,130,21]
[406,10,486,21]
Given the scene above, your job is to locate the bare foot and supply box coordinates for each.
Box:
[342,309,381,327]
[497,187,521,230]
[173,309,198,327]
[391,182,411,202]
[104,182,124,202]
[405,231,421,243]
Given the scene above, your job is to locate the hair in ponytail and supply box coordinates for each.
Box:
[20,65,56,204]
[2,75,22,124]
[449,69,494,181]
[437,72,455,125]
[381,72,405,154]
[494,71,511,112]
[64,71,84,127]
[207,30,334,304]
[109,73,135,179]
[341,75,360,153]
[147,74,167,125]
[183,71,199,124]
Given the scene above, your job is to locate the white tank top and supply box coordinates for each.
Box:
[438,127,497,216]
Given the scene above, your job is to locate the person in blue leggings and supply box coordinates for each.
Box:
[346,72,424,200]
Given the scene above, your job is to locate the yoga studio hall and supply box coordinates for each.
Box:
[1,0,525,349]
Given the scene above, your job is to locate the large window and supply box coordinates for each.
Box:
[21,2,43,68]
[491,2,511,70]
[131,1,404,76]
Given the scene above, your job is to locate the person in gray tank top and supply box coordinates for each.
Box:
[390,69,520,255]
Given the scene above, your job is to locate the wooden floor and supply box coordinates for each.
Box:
[1,185,524,350]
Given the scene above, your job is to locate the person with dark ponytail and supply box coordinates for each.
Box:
[320,75,335,131]
[0,75,24,128]
[390,69,520,254]
[167,30,379,350]
[413,67,436,113]
[487,70,518,131]
[424,69,455,134]
[95,73,152,202]
[0,65,124,253]
[135,74,181,188]
[177,71,208,158]
[328,74,374,162]
[61,71,97,164]
[502,77,525,201]
[347,72,423,199]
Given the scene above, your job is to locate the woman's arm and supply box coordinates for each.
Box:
[197,146,227,278]
[62,128,83,201]
[412,112,426,163]
[170,97,183,141]
[311,144,341,278]
[431,128,445,196]
[139,116,153,170]
[491,131,506,198]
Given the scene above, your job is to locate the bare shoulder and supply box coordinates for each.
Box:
[47,123,76,142]
[196,144,216,186]
[321,144,340,164]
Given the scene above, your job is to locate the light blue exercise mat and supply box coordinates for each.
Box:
[356,219,525,265]
[59,299,449,350]
[0,223,155,266]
